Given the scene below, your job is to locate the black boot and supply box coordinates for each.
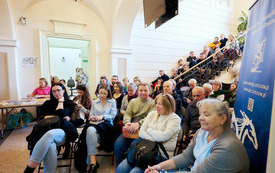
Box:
[88,162,100,173]
[24,166,35,173]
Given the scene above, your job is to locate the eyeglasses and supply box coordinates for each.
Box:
[52,89,62,93]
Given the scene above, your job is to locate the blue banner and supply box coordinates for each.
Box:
[233,0,275,172]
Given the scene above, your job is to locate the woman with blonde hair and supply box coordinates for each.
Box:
[117,93,181,173]
[27,78,51,98]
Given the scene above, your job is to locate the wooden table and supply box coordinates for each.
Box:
[0,99,46,139]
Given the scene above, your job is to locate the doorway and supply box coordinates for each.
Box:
[47,37,90,93]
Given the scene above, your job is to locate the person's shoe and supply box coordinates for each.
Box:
[88,162,100,173]
[24,166,35,173]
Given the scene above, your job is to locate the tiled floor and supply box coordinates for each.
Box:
[0,123,116,173]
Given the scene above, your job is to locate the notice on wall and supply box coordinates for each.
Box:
[233,0,275,172]
[22,57,38,67]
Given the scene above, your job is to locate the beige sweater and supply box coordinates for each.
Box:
[139,111,181,158]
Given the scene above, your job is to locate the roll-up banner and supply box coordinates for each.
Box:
[233,0,275,172]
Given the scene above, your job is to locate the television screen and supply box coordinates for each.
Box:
[143,0,166,28]
[155,0,178,28]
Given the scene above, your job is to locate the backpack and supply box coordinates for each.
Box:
[74,126,89,173]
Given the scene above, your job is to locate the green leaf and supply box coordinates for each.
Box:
[241,11,248,18]
[238,17,245,22]
[237,25,242,32]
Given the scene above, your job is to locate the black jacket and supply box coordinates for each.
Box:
[183,101,201,136]
[151,74,169,84]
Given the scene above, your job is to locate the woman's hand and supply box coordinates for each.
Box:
[63,116,70,121]
[58,97,65,102]
[95,115,104,121]
[90,116,97,122]
[145,165,161,173]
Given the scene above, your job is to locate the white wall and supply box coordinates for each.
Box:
[49,47,81,82]
[8,0,111,98]
[128,0,237,83]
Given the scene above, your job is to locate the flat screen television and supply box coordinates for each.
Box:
[155,0,178,28]
[143,0,166,28]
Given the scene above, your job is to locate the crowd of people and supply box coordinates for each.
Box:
[23,34,246,173]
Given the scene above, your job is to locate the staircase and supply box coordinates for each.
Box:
[174,33,245,87]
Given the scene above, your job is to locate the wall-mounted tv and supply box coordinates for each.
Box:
[143,0,166,28]
[143,0,178,28]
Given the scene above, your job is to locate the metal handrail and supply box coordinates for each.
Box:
[174,32,246,81]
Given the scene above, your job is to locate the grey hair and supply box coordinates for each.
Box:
[127,82,137,91]
[169,79,176,86]
[197,99,231,127]
[203,83,212,90]
[172,68,178,72]
[188,78,197,84]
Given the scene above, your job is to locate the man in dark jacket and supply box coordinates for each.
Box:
[151,70,169,86]
[186,51,197,68]
[183,86,205,143]
[220,34,228,48]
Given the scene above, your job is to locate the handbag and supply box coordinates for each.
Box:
[127,139,169,170]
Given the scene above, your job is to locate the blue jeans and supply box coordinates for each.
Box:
[30,129,66,173]
[114,134,134,166]
[86,126,100,164]
[116,159,144,173]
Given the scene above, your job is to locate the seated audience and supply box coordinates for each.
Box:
[133,76,142,86]
[145,99,250,173]
[210,80,224,101]
[202,83,213,98]
[114,83,154,166]
[177,59,185,74]
[183,86,205,143]
[27,78,51,98]
[203,45,213,57]
[170,68,179,80]
[24,83,76,173]
[220,34,228,48]
[72,85,92,127]
[184,78,197,102]
[151,70,169,88]
[85,84,117,172]
[95,76,110,96]
[51,76,59,86]
[110,75,119,94]
[117,93,181,173]
[208,37,221,51]
[114,83,138,138]
[163,81,183,121]
[169,79,189,109]
[113,81,124,110]
[224,34,239,60]
[226,82,238,108]
[122,77,129,95]
[60,79,69,94]
[153,78,164,99]
[186,51,197,68]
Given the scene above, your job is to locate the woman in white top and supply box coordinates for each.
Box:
[116,93,181,173]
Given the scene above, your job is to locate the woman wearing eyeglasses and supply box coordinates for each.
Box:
[24,83,76,173]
